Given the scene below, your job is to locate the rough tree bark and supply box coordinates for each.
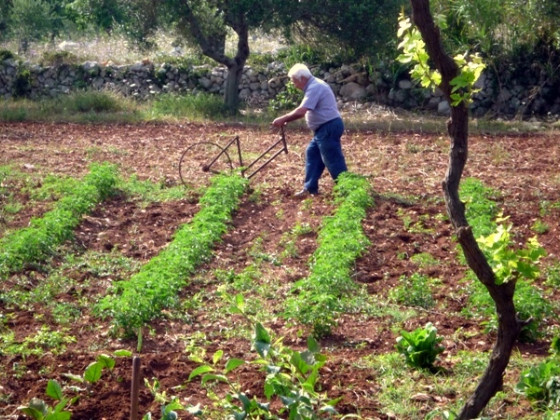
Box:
[409,1,522,418]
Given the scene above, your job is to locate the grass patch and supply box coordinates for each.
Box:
[119,174,191,203]
[389,273,436,309]
[149,93,230,121]
[0,92,143,123]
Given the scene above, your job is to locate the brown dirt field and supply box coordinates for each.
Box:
[0,120,559,419]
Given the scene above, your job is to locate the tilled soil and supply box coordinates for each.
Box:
[0,121,559,419]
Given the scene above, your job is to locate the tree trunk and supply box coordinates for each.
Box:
[223,18,250,114]
[224,61,244,113]
[409,1,522,418]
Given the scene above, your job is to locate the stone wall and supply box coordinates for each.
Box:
[1,57,559,118]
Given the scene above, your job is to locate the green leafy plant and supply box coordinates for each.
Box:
[468,213,549,342]
[516,340,560,410]
[64,351,131,391]
[395,322,444,370]
[476,215,546,285]
[190,320,338,419]
[18,379,72,420]
[143,377,195,420]
[268,81,302,112]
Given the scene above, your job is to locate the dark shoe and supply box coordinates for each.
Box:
[294,189,317,198]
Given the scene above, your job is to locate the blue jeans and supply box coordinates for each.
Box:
[304,117,347,194]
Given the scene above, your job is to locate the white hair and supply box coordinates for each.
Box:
[288,63,312,80]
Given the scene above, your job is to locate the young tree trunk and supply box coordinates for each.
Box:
[409,1,522,418]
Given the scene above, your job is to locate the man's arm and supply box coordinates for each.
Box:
[272,106,308,127]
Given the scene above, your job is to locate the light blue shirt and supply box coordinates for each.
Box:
[300,76,341,131]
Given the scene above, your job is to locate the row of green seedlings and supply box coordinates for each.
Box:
[394,178,558,417]
[137,174,376,419]
[459,178,554,342]
[95,174,248,338]
[173,174,374,418]
[282,172,373,338]
[0,162,119,279]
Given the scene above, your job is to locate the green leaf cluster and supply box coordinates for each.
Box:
[190,321,337,419]
[96,174,248,336]
[395,322,444,370]
[397,13,441,89]
[516,340,560,411]
[284,172,373,337]
[0,162,118,278]
[397,11,486,106]
[18,379,71,420]
[477,218,546,285]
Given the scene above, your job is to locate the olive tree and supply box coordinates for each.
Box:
[285,0,407,61]
[8,0,57,51]
[139,0,282,113]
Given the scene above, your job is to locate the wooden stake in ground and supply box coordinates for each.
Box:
[130,356,141,420]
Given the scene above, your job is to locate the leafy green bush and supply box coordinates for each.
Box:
[96,174,248,336]
[283,172,373,338]
[0,162,118,277]
[268,81,302,112]
[395,322,444,370]
[18,379,71,420]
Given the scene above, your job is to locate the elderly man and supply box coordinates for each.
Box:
[272,63,347,197]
